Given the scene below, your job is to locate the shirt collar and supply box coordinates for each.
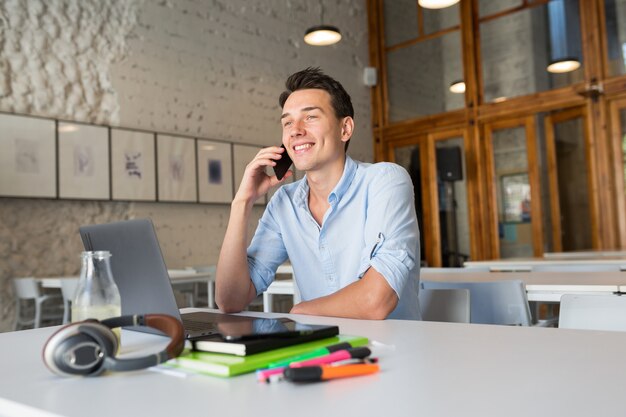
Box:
[294,156,357,208]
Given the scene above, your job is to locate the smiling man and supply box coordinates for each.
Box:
[216,67,421,320]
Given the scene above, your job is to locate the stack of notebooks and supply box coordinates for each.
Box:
[166,320,368,377]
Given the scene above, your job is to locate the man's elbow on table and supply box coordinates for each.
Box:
[360,291,398,320]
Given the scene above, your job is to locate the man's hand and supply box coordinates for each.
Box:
[234,146,293,206]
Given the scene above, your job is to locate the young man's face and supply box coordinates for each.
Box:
[280,89,351,174]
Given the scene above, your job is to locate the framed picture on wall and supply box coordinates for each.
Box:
[501,173,531,223]
[58,122,110,200]
[197,139,233,203]
[233,144,265,205]
[157,134,197,202]
[111,128,156,201]
[0,114,56,198]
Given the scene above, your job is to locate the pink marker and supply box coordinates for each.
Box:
[256,366,286,382]
[290,347,371,368]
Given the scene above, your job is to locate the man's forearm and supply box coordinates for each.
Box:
[290,268,398,320]
[216,199,256,312]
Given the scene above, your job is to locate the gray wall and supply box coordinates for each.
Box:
[0,0,372,331]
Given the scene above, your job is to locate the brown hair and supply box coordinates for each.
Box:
[279,67,354,151]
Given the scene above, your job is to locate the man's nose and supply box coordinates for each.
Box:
[290,120,305,137]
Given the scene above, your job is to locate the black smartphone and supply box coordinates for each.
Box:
[273,144,293,181]
[218,317,338,342]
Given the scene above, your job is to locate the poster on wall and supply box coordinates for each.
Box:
[157,134,197,202]
[58,122,110,200]
[197,139,233,203]
[233,144,265,205]
[0,114,56,198]
[111,128,156,201]
[501,173,531,223]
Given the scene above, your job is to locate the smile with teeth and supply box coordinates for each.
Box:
[294,143,314,152]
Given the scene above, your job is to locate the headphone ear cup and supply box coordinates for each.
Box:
[42,322,118,377]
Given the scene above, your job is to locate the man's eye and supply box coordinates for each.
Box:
[283,121,292,127]
[306,115,316,120]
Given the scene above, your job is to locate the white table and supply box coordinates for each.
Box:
[464,258,626,271]
[1,308,626,417]
[421,269,625,302]
[38,270,215,308]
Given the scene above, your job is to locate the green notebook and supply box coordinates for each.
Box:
[166,334,369,378]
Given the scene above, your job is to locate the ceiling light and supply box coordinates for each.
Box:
[547,59,581,73]
[419,0,460,9]
[449,80,465,94]
[304,1,341,46]
[304,25,342,46]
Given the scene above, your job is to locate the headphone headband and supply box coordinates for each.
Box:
[42,314,184,377]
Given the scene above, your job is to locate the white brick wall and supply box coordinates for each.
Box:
[0,0,371,331]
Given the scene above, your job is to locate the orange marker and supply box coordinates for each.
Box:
[282,363,380,382]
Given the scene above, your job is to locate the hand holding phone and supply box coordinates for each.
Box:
[273,145,293,181]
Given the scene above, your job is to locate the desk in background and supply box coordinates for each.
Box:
[421,269,626,302]
[1,308,626,417]
[38,270,215,309]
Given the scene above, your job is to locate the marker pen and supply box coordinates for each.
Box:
[289,347,371,368]
[283,363,380,382]
[267,342,353,368]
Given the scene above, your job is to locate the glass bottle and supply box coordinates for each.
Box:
[72,251,122,339]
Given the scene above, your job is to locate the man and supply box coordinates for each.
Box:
[216,67,420,320]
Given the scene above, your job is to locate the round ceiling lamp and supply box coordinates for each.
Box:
[449,80,465,94]
[304,25,342,46]
[547,58,581,74]
[418,0,460,9]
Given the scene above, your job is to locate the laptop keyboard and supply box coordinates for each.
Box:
[182,312,218,332]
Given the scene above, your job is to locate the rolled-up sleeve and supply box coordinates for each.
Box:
[358,163,419,297]
[247,195,289,295]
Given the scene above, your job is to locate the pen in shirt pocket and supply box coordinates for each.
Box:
[369,232,385,259]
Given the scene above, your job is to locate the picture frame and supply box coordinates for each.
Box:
[501,172,531,223]
[197,139,233,203]
[58,122,110,200]
[233,144,265,205]
[111,128,156,201]
[157,134,197,202]
[0,114,56,198]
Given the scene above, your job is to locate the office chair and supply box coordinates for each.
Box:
[13,277,63,330]
[419,288,471,323]
[559,294,626,331]
[420,279,532,326]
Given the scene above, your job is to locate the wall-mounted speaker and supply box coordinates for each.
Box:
[436,147,463,182]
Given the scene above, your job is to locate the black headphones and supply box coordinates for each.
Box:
[42,314,184,377]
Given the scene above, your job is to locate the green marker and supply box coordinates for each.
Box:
[267,342,352,368]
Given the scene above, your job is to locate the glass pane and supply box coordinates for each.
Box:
[387,31,463,121]
[553,117,592,250]
[479,0,522,18]
[384,0,418,47]
[605,0,626,76]
[435,137,470,266]
[492,126,533,258]
[422,3,460,35]
[394,144,426,264]
[480,1,583,103]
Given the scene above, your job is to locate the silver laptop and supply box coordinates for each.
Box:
[79,218,243,339]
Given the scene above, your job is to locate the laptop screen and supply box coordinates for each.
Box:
[79,218,182,321]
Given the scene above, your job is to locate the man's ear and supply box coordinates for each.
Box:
[341,117,354,142]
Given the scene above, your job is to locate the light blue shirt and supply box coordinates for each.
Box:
[247,156,421,320]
